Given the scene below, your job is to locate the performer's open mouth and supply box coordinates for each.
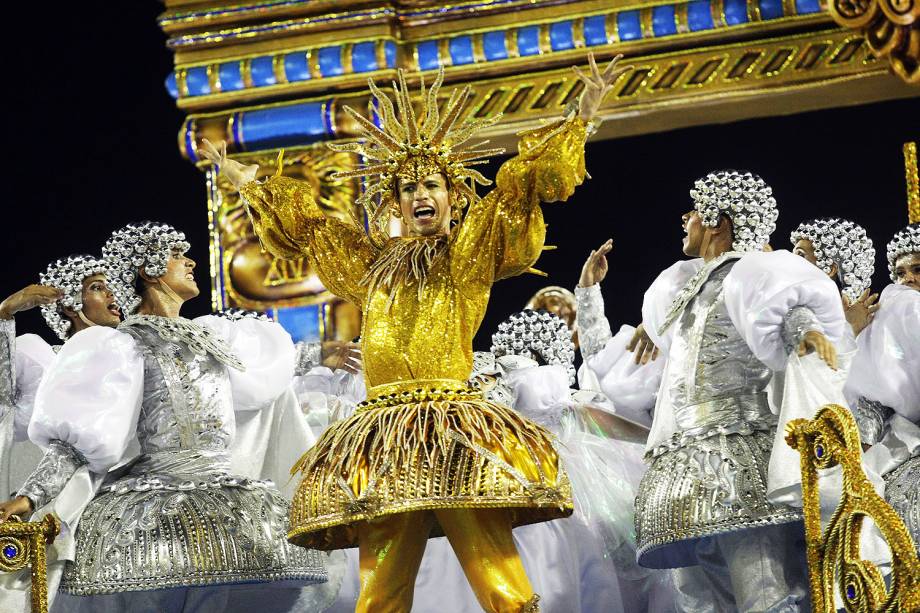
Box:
[413,204,436,220]
[107,301,121,316]
[185,272,195,280]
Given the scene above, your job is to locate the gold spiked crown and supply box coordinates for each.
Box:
[329,68,505,243]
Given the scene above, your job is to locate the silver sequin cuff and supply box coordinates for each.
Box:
[0,318,14,416]
[781,305,821,354]
[294,341,323,376]
[575,284,612,358]
[854,398,894,446]
[17,440,88,510]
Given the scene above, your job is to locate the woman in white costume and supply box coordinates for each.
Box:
[0,256,121,512]
[845,223,920,552]
[1,222,327,613]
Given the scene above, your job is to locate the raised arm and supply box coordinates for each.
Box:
[450,55,626,288]
[201,139,378,307]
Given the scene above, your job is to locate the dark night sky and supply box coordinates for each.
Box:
[4,5,918,348]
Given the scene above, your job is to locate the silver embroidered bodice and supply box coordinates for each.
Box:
[122,321,237,456]
[665,261,773,430]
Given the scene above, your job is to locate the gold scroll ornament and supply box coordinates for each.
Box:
[828,0,920,84]
[785,404,920,613]
[0,514,61,613]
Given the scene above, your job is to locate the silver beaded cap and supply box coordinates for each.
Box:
[790,218,875,301]
[886,223,920,282]
[38,255,107,340]
[490,309,576,385]
[690,170,779,252]
[103,222,191,315]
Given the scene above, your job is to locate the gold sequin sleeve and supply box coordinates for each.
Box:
[240,175,378,306]
[450,116,588,289]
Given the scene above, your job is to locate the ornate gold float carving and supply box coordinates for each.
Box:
[785,404,920,613]
[0,514,61,613]
[828,0,919,83]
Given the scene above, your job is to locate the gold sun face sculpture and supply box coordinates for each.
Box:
[329,68,505,245]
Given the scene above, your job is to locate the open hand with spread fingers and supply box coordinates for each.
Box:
[627,324,660,365]
[842,289,880,336]
[572,53,629,122]
[322,340,363,375]
[198,139,259,190]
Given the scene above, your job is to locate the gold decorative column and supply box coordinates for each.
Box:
[906,141,919,223]
[0,515,61,613]
[785,404,920,613]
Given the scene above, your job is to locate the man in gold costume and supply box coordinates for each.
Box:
[201,54,624,613]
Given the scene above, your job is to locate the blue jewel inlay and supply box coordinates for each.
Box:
[815,444,824,458]
[846,584,856,600]
[3,544,17,559]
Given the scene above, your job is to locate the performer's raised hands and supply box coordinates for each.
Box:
[0,284,62,320]
[578,239,613,288]
[572,53,628,122]
[199,138,259,189]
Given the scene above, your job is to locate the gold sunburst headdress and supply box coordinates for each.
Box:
[329,68,505,247]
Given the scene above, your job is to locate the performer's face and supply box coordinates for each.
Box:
[681,210,705,256]
[792,238,817,265]
[793,238,838,279]
[894,252,920,290]
[69,274,121,329]
[160,249,201,299]
[397,173,451,237]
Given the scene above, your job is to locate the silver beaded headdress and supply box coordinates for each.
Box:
[38,255,108,341]
[214,308,271,322]
[103,222,191,315]
[490,309,576,385]
[690,170,779,252]
[790,218,875,301]
[886,223,920,282]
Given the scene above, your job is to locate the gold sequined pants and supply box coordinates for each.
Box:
[356,508,534,613]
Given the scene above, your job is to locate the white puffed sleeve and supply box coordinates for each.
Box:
[844,284,920,423]
[13,334,57,441]
[722,250,846,372]
[502,362,572,427]
[196,315,296,412]
[642,258,704,352]
[581,325,663,428]
[29,327,144,473]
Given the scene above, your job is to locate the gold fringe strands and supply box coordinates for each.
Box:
[359,236,447,309]
[287,379,572,550]
[328,67,505,247]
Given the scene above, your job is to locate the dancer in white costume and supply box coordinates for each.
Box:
[845,223,920,552]
[0,256,120,513]
[575,238,702,430]
[631,171,847,612]
[0,223,327,613]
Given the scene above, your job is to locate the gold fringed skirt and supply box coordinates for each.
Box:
[288,378,573,550]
